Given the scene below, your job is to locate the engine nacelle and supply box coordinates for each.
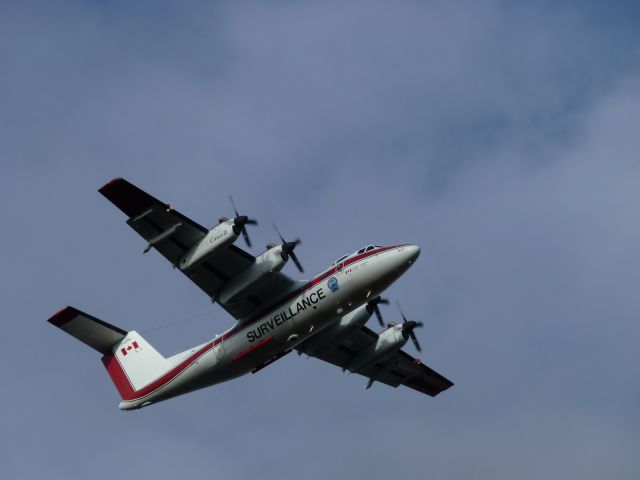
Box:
[347,325,406,373]
[218,246,287,304]
[300,304,373,355]
[179,221,238,271]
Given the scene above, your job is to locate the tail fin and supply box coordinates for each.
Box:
[48,306,169,402]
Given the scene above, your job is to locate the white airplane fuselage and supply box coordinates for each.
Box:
[117,244,420,410]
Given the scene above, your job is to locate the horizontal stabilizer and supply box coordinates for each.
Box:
[48,306,127,354]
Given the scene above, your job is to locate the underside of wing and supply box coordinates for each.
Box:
[360,350,454,397]
[99,178,298,322]
[48,306,127,354]
[302,325,453,397]
[99,177,210,265]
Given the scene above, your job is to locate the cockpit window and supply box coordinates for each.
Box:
[332,254,349,265]
[332,245,382,266]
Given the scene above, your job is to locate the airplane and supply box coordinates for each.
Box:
[48,178,453,410]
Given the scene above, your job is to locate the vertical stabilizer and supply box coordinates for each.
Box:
[49,307,169,403]
[102,331,169,401]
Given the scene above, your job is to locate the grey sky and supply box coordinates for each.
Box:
[1,1,638,479]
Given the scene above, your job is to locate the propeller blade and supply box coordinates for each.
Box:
[273,223,304,273]
[409,331,422,352]
[373,304,384,327]
[241,226,252,248]
[289,251,304,273]
[282,239,301,255]
[228,195,257,248]
[367,296,388,327]
[273,223,286,244]
[396,301,408,323]
[396,302,423,352]
[228,195,240,217]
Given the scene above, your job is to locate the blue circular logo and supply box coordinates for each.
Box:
[327,276,339,292]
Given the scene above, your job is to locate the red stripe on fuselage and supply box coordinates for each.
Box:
[108,245,403,403]
[232,336,273,361]
[102,342,214,402]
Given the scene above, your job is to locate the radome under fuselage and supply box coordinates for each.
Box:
[115,244,420,410]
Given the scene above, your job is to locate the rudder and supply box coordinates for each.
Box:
[101,330,169,401]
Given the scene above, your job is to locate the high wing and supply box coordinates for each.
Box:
[99,178,299,322]
[300,326,453,397]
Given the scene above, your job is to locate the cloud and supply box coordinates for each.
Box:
[1,1,639,479]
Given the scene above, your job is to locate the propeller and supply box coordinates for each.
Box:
[273,223,304,273]
[397,301,424,352]
[229,195,258,248]
[366,296,390,327]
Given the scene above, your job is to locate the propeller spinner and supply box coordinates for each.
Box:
[229,195,258,248]
[396,301,424,352]
[273,223,304,273]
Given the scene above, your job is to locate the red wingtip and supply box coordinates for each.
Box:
[98,177,125,193]
[97,177,159,217]
[48,306,78,327]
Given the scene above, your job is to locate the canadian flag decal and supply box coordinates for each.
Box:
[121,341,140,356]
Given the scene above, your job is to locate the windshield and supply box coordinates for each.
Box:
[332,254,349,266]
[332,245,380,265]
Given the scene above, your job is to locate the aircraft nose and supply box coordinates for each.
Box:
[405,244,420,264]
[367,244,422,296]
[390,244,421,274]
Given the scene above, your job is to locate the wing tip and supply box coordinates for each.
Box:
[98,177,159,217]
[48,306,78,327]
[405,374,454,397]
[98,177,125,194]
